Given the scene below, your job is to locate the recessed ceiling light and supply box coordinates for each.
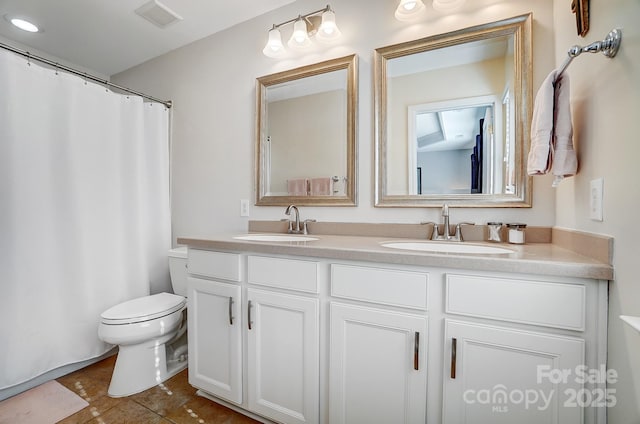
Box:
[4,15,40,33]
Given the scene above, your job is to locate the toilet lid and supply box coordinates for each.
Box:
[101,292,186,325]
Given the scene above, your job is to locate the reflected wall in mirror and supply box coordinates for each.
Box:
[256,54,358,206]
[375,14,532,207]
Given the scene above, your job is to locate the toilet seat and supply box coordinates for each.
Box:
[101,292,186,325]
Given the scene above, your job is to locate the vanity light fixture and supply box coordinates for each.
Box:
[394,0,426,21]
[262,4,341,58]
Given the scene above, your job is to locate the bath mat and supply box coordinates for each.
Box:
[0,380,89,424]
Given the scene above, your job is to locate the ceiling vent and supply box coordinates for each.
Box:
[135,0,183,28]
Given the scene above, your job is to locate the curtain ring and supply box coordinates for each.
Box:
[26,52,31,66]
[83,72,88,85]
[54,63,59,75]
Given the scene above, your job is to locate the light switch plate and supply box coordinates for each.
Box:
[240,199,250,217]
[590,178,604,221]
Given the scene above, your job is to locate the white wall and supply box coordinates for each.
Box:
[112,0,556,239]
[552,0,640,421]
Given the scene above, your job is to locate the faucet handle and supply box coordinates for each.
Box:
[432,225,442,240]
[454,222,475,241]
[280,218,293,233]
[302,219,316,235]
[420,221,437,240]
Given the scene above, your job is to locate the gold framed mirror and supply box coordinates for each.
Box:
[256,54,358,206]
[374,14,532,207]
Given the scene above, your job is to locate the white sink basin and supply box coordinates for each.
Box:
[381,241,514,255]
[233,234,319,242]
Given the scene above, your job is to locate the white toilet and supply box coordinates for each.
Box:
[98,246,189,397]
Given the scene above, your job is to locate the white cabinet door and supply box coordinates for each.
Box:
[443,319,585,424]
[247,288,319,424]
[188,277,242,404]
[329,303,428,424]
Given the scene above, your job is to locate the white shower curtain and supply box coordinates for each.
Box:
[0,49,171,390]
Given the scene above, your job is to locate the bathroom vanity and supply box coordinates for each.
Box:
[178,233,611,424]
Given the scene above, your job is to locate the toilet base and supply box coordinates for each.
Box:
[107,332,188,397]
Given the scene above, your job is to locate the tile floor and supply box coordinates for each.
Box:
[56,356,260,424]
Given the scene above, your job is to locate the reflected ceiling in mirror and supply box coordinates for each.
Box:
[256,54,358,206]
[374,14,532,207]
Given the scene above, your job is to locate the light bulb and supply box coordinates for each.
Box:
[262,28,285,58]
[288,18,311,49]
[403,1,417,10]
[395,0,426,21]
[316,9,342,43]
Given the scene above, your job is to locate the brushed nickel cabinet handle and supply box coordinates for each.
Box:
[414,332,420,371]
[228,297,234,325]
[451,337,457,379]
[247,300,253,330]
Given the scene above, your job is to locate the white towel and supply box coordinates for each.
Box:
[527,70,578,187]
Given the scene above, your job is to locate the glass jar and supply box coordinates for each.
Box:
[507,223,527,244]
[487,222,503,242]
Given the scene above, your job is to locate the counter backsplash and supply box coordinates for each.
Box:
[247,220,612,265]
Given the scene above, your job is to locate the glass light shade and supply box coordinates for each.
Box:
[316,9,342,43]
[263,28,285,58]
[288,18,311,49]
[394,0,426,21]
[432,0,466,12]
[395,0,426,21]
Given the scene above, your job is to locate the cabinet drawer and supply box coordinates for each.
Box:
[248,256,318,293]
[331,264,428,310]
[446,274,586,331]
[187,249,241,282]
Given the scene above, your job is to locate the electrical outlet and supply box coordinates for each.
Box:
[590,178,603,221]
[240,199,250,217]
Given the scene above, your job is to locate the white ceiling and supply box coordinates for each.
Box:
[0,0,296,76]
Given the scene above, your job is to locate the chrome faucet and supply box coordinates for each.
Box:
[284,205,301,234]
[283,205,315,235]
[431,204,474,241]
[441,204,451,240]
[429,204,453,240]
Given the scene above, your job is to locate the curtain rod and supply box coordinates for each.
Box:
[0,41,172,109]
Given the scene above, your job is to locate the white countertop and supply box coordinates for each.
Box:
[177,233,613,280]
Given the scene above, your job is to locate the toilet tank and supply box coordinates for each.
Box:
[168,246,188,296]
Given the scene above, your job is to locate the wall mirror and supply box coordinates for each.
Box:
[374,14,532,207]
[256,54,358,206]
